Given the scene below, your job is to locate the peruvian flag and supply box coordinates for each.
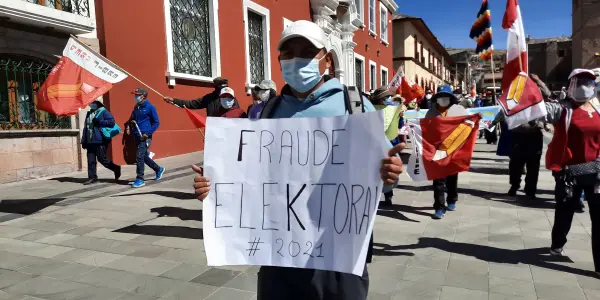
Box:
[36,37,127,116]
[406,114,481,181]
[499,0,546,129]
[394,67,424,106]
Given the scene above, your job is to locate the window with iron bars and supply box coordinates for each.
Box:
[0,55,71,130]
[248,10,265,84]
[25,0,90,17]
[170,0,212,77]
[355,59,364,92]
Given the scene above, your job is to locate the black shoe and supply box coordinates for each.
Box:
[576,201,585,213]
[114,166,122,181]
[526,194,537,201]
[508,186,518,197]
[83,178,98,185]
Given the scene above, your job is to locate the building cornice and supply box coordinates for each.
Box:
[380,0,398,12]
[0,1,95,34]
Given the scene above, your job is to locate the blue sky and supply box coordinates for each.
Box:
[393,0,572,49]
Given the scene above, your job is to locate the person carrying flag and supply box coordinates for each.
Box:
[163,77,235,117]
[126,88,165,188]
[425,85,468,219]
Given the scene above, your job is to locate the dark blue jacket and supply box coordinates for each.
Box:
[82,108,115,146]
[130,100,160,138]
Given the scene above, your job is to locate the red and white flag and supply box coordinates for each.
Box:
[406,115,481,181]
[499,0,546,129]
[36,37,127,116]
[395,67,425,106]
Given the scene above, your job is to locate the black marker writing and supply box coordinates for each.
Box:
[260,130,274,163]
[297,131,309,166]
[331,129,345,165]
[214,183,233,229]
[239,183,255,229]
[262,182,278,231]
[287,184,306,231]
[333,183,349,234]
[238,130,255,162]
[350,184,365,234]
[279,130,293,164]
[311,183,336,232]
[313,130,329,166]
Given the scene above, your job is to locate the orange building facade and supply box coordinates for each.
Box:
[95,0,398,165]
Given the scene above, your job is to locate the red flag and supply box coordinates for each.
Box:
[36,38,127,116]
[184,107,206,128]
[398,77,425,106]
[499,0,546,129]
[406,114,481,181]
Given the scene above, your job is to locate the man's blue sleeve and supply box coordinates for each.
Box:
[362,98,400,193]
[149,105,160,135]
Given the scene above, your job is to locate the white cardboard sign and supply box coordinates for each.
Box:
[203,112,387,276]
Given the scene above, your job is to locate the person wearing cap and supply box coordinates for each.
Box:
[425,85,467,219]
[248,79,277,119]
[420,90,433,109]
[191,20,405,300]
[81,100,121,185]
[545,69,600,268]
[127,88,165,188]
[163,77,237,117]
[216,87,247,118]
[372,87,405,206]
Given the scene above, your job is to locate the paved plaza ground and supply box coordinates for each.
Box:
[0,140,598,300]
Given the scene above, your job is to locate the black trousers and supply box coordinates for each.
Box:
[551,183,600,271]
[509,153,541,196]
[87,144,119,179]
[433,174,458,210]
[257,266,368,300]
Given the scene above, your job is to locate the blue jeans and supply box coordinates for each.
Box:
[136,138,161,180]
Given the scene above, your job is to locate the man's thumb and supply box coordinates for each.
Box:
[388,143,405,156]
[191,164,203,175]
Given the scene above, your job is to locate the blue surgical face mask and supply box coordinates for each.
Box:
[383,96,399,106]
[220,97,235,109]
[281,55,326,93]
[89,104,98,110]
[134,95,143,103]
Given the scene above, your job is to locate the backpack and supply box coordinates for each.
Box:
[260,84,365,119]
[95,108,122,139]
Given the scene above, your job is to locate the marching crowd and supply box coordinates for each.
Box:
[80,20,600,300]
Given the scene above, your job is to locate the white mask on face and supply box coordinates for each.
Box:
[574,86,595,102]
[437,97,450,107]
[425,94,432,100]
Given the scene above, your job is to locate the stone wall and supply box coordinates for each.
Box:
[0,134,79,183]
[572,0,600,69]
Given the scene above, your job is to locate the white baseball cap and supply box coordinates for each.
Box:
[568,68,597,80]
[220,87,235,97]
[277,20,330,51]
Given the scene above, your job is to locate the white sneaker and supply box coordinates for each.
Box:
[550,248,565,256]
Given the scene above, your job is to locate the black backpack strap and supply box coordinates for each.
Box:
[260,96,281,119]
[343,85,353,115]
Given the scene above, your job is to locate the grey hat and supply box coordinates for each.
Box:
[256,79,277,91]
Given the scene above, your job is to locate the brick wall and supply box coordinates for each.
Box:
[0,135,79,183]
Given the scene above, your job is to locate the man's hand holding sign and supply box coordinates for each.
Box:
[192,112,403,276]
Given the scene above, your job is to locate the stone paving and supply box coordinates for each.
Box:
[0,141,598,300]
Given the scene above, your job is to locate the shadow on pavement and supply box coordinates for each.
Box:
[377,204,431,222]
[373,237,598,279]
[115,224,203,239]
[150,207,202,221]
[50,176,130,186]
[113,191,197,200]
[0,198,64,215]
[468,166,508,175]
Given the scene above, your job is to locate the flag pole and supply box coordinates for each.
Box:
[490,56,498,105]
[69,34,177,106]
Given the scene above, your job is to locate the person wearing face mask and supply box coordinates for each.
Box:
[163,77,235,117]
[420,90,433,109]
[190,20,405,300]
[425,85,468,219]
[216,87,247,118]
[81,100,121,185]
[545,69,600,270]
[126,88,165,188]
[248,79,277,119]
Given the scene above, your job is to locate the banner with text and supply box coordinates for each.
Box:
[203,112,387,276]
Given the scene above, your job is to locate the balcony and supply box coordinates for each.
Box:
[0,0,95,34]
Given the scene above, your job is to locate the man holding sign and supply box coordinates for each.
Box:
[192,20,404,300]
